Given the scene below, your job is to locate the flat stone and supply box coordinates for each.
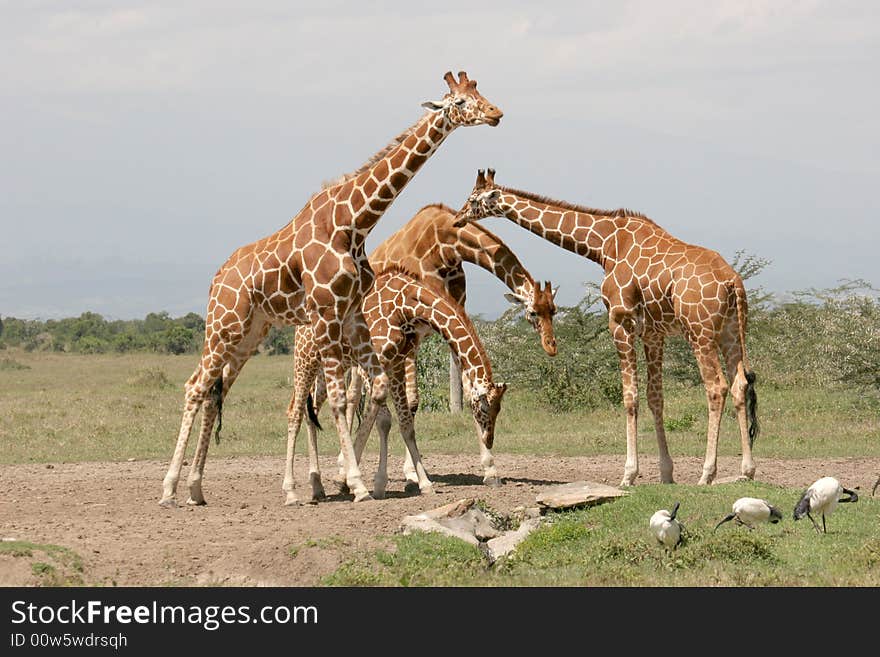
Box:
[401,515,480,546]
[536,481,628,511]
[438,508,501,541]
[420,498,476,520]
[712,475,750,485]
[486,518,542,564]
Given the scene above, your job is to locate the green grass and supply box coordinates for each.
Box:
[2,350,877,464]
[0,540,85,586]
[324,481,880,586]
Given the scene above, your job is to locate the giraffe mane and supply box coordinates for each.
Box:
[321,112,432,191]
[498,186,656,225]
[373,267,493,380]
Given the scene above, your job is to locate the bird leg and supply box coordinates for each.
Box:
[806,511,822,534]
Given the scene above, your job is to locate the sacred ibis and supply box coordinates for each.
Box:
[793,476,858,534]
[649,502,683,550]
[714,497,783,531]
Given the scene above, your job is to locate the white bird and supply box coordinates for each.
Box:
[650,502,683,550]
[714,497,783,531]
[793,476,858,534]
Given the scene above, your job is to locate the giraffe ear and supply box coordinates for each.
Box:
[552,286,560,300]
[504,292,526,306]
[421,99,447,112]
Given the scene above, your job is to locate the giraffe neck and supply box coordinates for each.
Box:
[452,222,534,300]
[330,111,455,247]
[401,280,493,392]
[496,191,623,271]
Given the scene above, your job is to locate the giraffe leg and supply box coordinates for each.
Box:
[690,339,729,485]
[388,360,434,495]
[372,403,393,499]
[644,332,674,484]
[480,441,501,487]
[305,366,328,502]
[721,321,756,480]
[160,362,216,507]
[611,319,640,487]
[161,319,239,507]
[186,318,269,505]
[343,310,394,499]
[283,330,323,506]
[402,349,420,489]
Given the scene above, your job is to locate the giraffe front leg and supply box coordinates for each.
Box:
[644,333,674,484]
[611,319,640,487]
[480,441,501,487]
[389,361,434,495]
[161,357,223,507]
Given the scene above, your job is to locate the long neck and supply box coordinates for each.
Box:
[452,223,534,300]
[495,191,619,270]
[403,282,492,388]
[331,111,455,245]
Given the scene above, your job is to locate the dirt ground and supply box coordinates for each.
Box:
[2,453,879,586]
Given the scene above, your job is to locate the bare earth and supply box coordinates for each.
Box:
[2,454,878,586]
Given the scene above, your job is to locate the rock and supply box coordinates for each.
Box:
[486,518,542,564]
[126,458,136,462]
[536,481,628,511]
[401,515,480,546]
[438,508,501,541]
[712,475,750,485]
[420,498,476,520]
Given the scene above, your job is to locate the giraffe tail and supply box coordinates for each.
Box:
[306,393,323,431]
[211,373,224,445]
[732,280,759,447]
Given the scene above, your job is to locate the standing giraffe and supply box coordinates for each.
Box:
[292,269,507,499]
[454,169,759,486]
[328,203,557,488]
[158,72,503,507]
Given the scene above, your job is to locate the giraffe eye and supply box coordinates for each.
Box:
[454,98,467,107]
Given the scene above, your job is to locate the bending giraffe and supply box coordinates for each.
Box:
[158,71,503,507]
[454,169,759,486]
[292,269,507,499]
[329,202,557,488]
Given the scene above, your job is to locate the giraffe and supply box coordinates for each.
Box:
[291,268,507,500]
[158,71,503,507]
[454,169,759,487]
[328,202,557,488]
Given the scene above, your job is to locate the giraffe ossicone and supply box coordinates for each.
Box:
[159,70,503,508]
[454,168,760,487]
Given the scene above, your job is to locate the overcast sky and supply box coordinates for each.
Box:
[1,1,878,320]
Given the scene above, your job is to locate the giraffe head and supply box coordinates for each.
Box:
[505,280,559,356]
[453,168,503,227]
[466,381,508,449]
[421,71,504,127]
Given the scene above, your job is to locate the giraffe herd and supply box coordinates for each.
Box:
[159,70,761,508]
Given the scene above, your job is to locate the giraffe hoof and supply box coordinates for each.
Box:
[284,495,302,507]
[185,497,206,506]
[353,491,374,503]
[158,498,178,509]
[420,485,436,496]
[404,481,420,495]
[483,476,503,488]
[372,490,386,501]
[697,476,715,486]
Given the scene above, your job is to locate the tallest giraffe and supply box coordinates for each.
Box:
[160,71,503,507]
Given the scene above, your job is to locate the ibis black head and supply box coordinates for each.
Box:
[768,504,783,523]
[669,502,681,521]
[793,492,811,521]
